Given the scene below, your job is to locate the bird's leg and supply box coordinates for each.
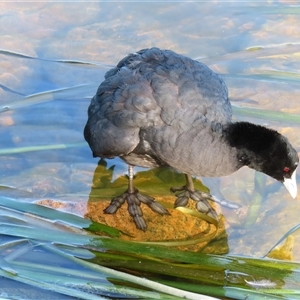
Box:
[104,165,169,231]
[185,173,195,191]
[128,164,135,193]
[171,174,241,219]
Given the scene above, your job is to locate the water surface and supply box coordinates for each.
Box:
[1,0,300,275]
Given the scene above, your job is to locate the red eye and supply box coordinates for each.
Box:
[283,167,290,173]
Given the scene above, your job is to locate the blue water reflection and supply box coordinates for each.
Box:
[0,1,300,261]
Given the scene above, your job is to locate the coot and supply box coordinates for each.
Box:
[84,47,298,231]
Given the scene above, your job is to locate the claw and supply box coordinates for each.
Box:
[103,204,118,214]
[133,215,147,231]
[200,191,211,199]
[207,210,218,219]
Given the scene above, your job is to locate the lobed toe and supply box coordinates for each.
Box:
[103,194,126,214]
[196,201,217,218]
[103,204,118,214]
[133,215,147,231]
[170,186,185,193]
[137,193,169,214]
[136,193,156,204]
[148,201,169,215]
[174,195,189,208]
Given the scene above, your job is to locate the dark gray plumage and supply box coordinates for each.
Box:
[84,47,298,230]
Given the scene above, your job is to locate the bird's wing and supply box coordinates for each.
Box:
[84,48,231,157]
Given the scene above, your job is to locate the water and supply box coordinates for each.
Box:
[1,0,300,280]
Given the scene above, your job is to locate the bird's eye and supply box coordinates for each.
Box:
[283,167,290,173]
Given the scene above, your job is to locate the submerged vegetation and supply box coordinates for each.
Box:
[1,196,300,299]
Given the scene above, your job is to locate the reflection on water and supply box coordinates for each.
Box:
[86,159,229,253]
[1,1,300,263]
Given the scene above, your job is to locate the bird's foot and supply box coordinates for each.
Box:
[104,188,169,231]
[170,185,219,218]
[170,185,242,219]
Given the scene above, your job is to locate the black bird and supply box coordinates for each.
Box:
[84,47,298,231]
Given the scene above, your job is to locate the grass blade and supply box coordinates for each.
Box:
[2,197,300,299]
[232,105,300,124]
[0,196,121,238]
[0,48,112,67]
[0,143,86,155]
[0,84,98,113]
